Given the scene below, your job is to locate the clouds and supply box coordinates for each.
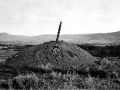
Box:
[0,0,120,35]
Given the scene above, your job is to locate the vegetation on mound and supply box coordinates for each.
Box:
[5,41,97,71]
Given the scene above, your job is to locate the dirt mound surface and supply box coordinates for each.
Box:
[5,41,97,70]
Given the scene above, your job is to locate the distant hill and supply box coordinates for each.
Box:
[0,31,120,45]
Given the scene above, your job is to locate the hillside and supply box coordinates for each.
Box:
[0,31,120,45]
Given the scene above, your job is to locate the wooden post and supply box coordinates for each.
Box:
[56,21,62,42]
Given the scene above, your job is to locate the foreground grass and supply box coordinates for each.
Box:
[1,57,120,90]
[1,71,120,90]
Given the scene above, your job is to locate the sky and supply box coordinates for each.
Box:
[0,0,120,36]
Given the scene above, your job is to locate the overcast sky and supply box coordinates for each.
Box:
[0,0,120,36]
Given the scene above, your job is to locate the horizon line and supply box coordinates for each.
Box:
[0,30,120,37]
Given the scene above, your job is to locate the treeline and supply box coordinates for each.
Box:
[77,44,120,58]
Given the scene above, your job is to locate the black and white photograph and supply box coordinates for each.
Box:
[1,0,120,89]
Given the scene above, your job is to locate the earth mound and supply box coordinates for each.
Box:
[5,41,97,71]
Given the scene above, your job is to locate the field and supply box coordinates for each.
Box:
[0,45,21,63]
[1,44,120,89]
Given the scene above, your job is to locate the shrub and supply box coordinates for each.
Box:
[0,80,9,89]
[12,73,39,89]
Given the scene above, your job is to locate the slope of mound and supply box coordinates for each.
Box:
[5,41,97,70]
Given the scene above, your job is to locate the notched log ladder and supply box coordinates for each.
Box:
[56,21,62,42]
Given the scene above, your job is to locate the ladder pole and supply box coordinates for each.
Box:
[56,21,62,42]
